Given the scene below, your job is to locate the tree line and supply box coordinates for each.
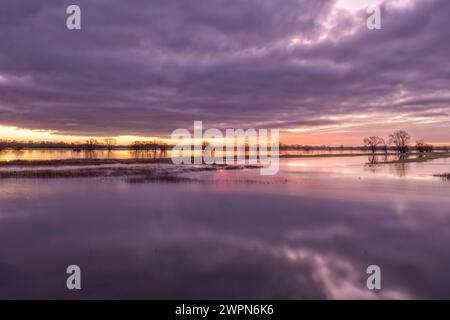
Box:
[0,138,169,152]
[363,130,435,154]
[0,131,447,153]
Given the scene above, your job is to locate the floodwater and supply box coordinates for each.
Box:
[0,148,372,161]
[0,152,449,299]
[0,149,168,161]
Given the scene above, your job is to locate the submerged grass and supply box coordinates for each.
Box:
[126,173,192,183]
[0,161,262,182]
[0,167,159,179]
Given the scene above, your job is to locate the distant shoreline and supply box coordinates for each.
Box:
[1,145,450,152]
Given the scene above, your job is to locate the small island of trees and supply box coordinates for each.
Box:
[362,130,435,154]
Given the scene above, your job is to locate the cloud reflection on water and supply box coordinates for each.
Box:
[0,172,449,299]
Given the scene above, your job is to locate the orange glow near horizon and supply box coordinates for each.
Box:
[0,125,168,145]
[1,120,450,147]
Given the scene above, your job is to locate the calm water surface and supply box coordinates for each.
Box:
[0,154,449,299]
[0,148,374,161]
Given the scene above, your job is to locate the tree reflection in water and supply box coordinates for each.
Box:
[130,149,167,159]
[365,154,409,177]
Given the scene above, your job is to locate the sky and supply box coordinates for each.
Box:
[0,0,449,145]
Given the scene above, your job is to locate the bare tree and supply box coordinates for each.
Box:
[389,130,410,153]
[85,138,98,151]
[417,141,434,153]
[104,138,117,151]
[159,141,168,152]
[202,141,210,151]
[425,144,434,153]
[132,141,141,151]
[380,138,388,153]
[416,141,426,153]
[363,136,384,154]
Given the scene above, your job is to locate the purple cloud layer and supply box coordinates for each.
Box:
[0,0,449,137]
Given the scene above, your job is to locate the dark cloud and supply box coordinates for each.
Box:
[0,0,449,137]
